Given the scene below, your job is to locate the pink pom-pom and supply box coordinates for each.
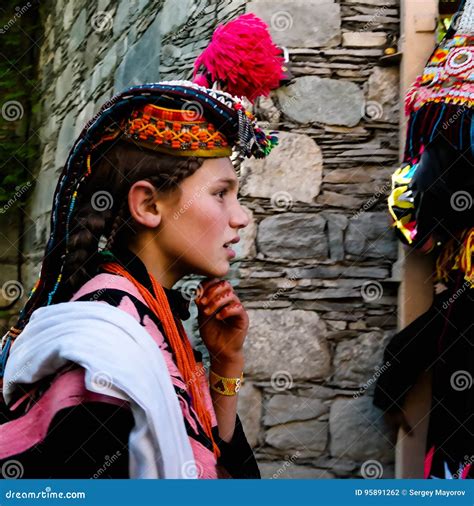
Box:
[193,13,284,102]
[193,73,210,88]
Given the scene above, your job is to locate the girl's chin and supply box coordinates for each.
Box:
[200,260,230,278]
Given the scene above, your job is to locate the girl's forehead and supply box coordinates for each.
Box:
[197,158,237,180]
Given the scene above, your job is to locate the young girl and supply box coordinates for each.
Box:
[0,15,285,479]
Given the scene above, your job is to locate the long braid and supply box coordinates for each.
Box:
[58,201,113,300]
[2,142,205,365]
[1,152,94,351]
[105,199,130,252]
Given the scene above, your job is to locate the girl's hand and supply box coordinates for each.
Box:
[195,278,249,363]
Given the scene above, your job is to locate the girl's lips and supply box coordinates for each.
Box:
[223,245,236,259]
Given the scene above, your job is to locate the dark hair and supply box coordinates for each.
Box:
[57,140,205,301]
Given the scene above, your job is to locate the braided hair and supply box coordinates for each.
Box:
[6,141,204,339]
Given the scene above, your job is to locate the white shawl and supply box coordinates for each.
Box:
[3,301,196,479]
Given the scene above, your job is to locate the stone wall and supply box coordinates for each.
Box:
[20,0,399,478]
[236,0,400,479]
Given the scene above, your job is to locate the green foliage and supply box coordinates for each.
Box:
[0,1,41,207]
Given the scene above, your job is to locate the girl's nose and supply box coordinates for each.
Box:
[230,202,250,230]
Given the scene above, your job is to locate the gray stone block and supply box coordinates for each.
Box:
[257,213,328,260]
[247,0,341,48]
[244,309,330,380]
[276,77,364,127]
[114,14,161,91]
[345,212,397,260]
[265,419,328,455]
[332,331,391,388]
[238,381,262,447]
[68,9,86,53]
[264,394,328,426]
[54,110,76,171]
[241,132,323,204]
[329,396,395,462]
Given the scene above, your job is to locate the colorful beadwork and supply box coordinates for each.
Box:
[124,104,231,157]
[409,35,474,114]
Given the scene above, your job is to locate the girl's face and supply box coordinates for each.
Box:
[153,157,249,280]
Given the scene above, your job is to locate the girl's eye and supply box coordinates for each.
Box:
[216,189,227,199]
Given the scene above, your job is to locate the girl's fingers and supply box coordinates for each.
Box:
[215,302,243,320]
[195,279,220,302]
[197,281,232,306]
[202,290,236,315]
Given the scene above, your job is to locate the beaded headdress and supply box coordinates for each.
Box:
[388,0,474,248]
[0,13,285,377]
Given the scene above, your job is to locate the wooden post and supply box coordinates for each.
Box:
[395,0,438,478]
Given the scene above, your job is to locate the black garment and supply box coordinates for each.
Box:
[1,403,133,479]
[373,271,474,478]
[409,138,474,249]
[0,246,260,479]
[0,404,257,479]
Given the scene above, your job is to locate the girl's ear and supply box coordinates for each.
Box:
[128,180,162,228]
